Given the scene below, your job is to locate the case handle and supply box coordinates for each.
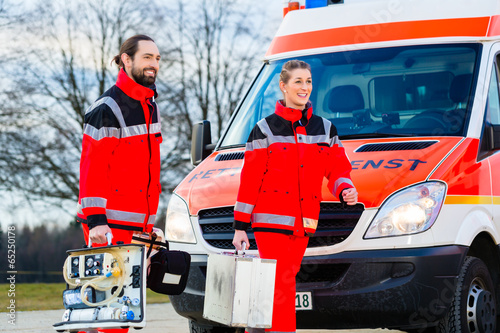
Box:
[235,241,246,256]
[88,232,112,247]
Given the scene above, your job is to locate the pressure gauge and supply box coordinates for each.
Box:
[86,257,94,268]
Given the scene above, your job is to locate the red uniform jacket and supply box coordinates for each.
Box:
[233,101,354,236]
[77,69,162,232]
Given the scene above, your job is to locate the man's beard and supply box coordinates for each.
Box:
[131,65,156,87]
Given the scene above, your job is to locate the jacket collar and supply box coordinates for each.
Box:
[275,100,313,123]
[116,68,156,101]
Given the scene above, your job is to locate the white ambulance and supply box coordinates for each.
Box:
[165,0,500,332]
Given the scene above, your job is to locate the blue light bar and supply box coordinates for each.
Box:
[305,0,327,8]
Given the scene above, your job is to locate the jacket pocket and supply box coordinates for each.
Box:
[154,133,163,144]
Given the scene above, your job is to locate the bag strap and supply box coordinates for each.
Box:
[132,234,170,258]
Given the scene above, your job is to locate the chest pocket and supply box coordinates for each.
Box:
[154,132,163,144]
[315,142,329,162]
[267,143,296,173]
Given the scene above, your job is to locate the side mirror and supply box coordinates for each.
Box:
[191,120,216,166]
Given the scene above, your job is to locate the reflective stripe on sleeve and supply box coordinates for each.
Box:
[77,203,83,215]
[333,177,354,195]
[252,213,295,227]
[330,134,343,148]
[246,138,268,151]
[81,197,107,209]
[84,123,151,140]
[234,201,254,214]
[147,215,156,225]
[84,124,120,141]
[106,209,146,223]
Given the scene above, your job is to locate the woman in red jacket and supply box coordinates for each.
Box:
[232,60,358,333]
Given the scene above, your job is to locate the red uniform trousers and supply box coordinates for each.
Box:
[253,232,309,333]
[81,225,135,333]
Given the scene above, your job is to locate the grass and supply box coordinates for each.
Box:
[0,283,170,312]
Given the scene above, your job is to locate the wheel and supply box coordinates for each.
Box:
[438,256,496,333]
[189,320,243,333]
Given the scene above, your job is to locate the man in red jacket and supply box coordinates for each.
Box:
[77,34,162,247]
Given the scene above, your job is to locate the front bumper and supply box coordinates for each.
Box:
[170,245,468,330]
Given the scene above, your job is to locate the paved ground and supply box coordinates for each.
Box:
[1,302,402,333]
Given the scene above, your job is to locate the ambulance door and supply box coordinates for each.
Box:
[479,46,500,231]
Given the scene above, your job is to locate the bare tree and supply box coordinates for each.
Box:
[0,0,164,213]
[0,0,274,226]
[0,0,23,29]
[157,0,271,140]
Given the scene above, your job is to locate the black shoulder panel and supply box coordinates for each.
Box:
[247,122,267,143]
[328,119,338,138]
[84,103,120,129]
[113,86,146,126]
[305,114,328,136]
[266,113,295,137]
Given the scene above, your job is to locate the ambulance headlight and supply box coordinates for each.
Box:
[165,194,196,244]
[364,182,446,239]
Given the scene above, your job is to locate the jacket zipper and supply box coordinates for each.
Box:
[145,99,153,229]
[293,121,303,234]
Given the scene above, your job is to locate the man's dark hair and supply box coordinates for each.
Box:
[112,34,155,68]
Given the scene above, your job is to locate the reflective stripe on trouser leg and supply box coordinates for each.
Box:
[253,232,309,332]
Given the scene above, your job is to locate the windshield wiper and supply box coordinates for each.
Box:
[340,132,416,139]
[218,144,245,150]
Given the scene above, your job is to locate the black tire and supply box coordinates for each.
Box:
[189,320,244,333]
[438,256,496,333]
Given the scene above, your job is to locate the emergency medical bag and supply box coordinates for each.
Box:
[54,235,147,332]
[132,233,191,295]
[203,246,277,328]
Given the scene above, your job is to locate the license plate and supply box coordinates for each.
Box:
[295,291,312,310]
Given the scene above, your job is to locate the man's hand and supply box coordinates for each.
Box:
[232,230,250,251]
[342,187,358,205]
[89,225,113,245]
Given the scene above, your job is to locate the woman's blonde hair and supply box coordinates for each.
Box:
[279,60,311,84]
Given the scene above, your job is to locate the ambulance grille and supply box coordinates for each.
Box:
[214,152,245,161]
[198,203,364,250]
[355,141,437,152]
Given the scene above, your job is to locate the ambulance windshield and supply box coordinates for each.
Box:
[220,44,479,147]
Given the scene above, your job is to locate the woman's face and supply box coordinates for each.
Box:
[280,68,312,110]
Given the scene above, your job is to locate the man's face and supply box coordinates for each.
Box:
[128,40,161,87]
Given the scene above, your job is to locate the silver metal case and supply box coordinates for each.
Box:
[203,252,277,328]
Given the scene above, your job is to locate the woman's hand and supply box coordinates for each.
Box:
[232,230,250,251]
[342,187,358,205]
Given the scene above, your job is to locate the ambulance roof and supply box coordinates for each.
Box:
[266,0,500,59]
